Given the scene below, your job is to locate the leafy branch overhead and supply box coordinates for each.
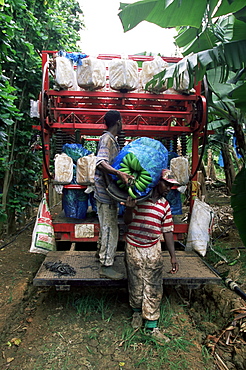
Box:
[119,0,246,247]
[118,0,246,111]
[0,0,84,234]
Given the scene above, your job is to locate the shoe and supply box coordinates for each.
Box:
[131,312,143,329]
[99,265,124,280]
[148,328,170,343]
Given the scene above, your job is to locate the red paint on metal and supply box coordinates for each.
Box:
[34,51,207,243]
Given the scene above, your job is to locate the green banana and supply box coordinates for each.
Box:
[128,152,135,161]
[131,156,140,171]
[119,168,132,175]
[140,173,152,182]
[122,153,131,166]
[141,169,151,176]
[135,180,146,192]
[119,162,129,169]
[136,158,142,171]
[121,154,152,193]
[125,152,135,168]
[128,187,137,199]
[136,178,147,188]
[138,176,151,186]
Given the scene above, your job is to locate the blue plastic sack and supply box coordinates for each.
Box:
[166,189,182,215]
[62,188,88,219]
[62,143,91,163]
[166,151,183,214]
[88,192,97,212]
[118,203,126,216]
[168,152,179,167]
[58,51,87,66]
[112,137,168,196]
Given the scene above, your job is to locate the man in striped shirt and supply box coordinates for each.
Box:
[94,110,133,280]
[123,169,179,340]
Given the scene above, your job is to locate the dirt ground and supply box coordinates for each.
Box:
[0,187,246,370]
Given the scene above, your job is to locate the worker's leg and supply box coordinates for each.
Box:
[125,243,144,310]
[142,241,163,323]
[95,202,102,259]
[97,201,118,266]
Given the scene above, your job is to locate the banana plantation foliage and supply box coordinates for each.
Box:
[119,0,246,246]
[0,0,84,234]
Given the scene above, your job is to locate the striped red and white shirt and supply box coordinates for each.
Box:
[126,198,174,248]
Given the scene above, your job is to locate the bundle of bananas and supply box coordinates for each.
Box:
[116,152,152,199]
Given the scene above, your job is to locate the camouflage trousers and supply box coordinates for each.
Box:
[96,201,118,266]
[125,240,163,321]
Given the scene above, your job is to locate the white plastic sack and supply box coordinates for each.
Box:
[55,56,75,89]
[170,157,190,185]
[173,69,190,93]
[30,194,56,255]
[140,56,169,91]
[68,69,79,91]
[76,154,97,184]
[77,57,106,90]
[54,153,73,184]
[186,198,214,257]
[109,58,139,91]
[54,184,63,195]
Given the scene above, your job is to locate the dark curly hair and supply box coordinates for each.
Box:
[104,110,121,129]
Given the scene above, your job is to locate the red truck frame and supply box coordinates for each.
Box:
[33,51,207,245]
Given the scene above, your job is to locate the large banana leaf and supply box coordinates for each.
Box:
[231,166,246,246]
[174,27,200,48]
[179,28,218,56]
[229,82,246,112]
[145,40,246,90]
[213,0,246,18]
[232,18,246,40]
[175,15,234,56]
[118,0,246,32]
[118,0,208,31]
[234,5,246,22]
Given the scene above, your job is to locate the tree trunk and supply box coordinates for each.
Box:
[221,143,235,195]
[7,209,16,235]
[206,149,217,181]
[229,145,243,171]
[232,120,246,158]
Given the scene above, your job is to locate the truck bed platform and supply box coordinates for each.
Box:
[33,250,221,290]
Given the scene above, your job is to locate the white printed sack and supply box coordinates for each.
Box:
[76,154,97,184]
[77,57,106,90]
[54,153,73,184]
[55,56,75,89]
[170,157,190,185]
[109,58,139,92]
[186,198,214,257]
[140,56,169,92]
[30,194,56,255]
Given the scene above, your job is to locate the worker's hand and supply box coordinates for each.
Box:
[117,171,134,185]
[169,258,179,274]
[125,196,136,209]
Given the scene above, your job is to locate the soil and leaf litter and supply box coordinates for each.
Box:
[1,187,246,370]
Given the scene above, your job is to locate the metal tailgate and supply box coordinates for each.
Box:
[33,251,221,289]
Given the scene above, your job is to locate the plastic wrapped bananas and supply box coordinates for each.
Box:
[116,152,152,199]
